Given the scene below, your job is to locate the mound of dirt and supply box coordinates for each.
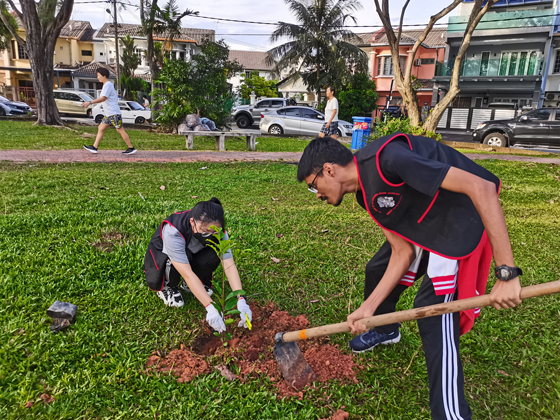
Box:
[319,409,350,420]
[145,303,361,398]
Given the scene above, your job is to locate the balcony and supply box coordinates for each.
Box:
[448,8,554,32]
[435,52,543,77]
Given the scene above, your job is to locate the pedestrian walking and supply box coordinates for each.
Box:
[82,67,137,155]
[142,95,150,109]
[297,134,523,419]
[319,86,339,140]
[143,198,252,333]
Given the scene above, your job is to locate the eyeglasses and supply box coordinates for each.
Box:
[194,220,215,237]
[308,163,333,193]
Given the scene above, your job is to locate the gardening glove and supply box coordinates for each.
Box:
[205,304,226,333]
[236,297,252,329]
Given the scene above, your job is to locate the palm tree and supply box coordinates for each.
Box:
[120,34,140,78]
[268,0,367,106]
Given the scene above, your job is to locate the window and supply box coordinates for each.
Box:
[245,70,253,78]
[500,51,540,76]
[525,109,551,121]
[378,56,407,76]
[420,58,435,65]
[128,101,144,110]
[69,94,82,102]
[284,108,301,117]
[11,40,16,59]
[179,51,185,60]
[17,42,28,60]
[553,51,560,73]
[479,52,490,76]
[555,110,560,121]
[82,50,93,57]
[301,108,321,119]
[270,100,283,108]
[255,100,271,108]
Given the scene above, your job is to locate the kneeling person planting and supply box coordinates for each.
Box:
[297,135,522,419]
[144,198,252,333]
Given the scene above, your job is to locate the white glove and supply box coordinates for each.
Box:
[237,298,252,328]
[205,304,226,333]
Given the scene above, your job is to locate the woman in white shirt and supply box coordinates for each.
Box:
[319,86,339,140]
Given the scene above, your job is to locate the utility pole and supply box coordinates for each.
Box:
[113,0,120,93]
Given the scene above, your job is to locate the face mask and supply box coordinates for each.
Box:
[193,232,219,247]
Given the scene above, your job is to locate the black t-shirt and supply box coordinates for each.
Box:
[377,139,450,198]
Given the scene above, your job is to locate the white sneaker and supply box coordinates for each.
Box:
[180,280,213,296]
[157,286,184,307]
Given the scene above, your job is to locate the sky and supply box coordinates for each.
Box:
[69,0,458,51]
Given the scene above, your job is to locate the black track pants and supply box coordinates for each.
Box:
[364,243,472,419]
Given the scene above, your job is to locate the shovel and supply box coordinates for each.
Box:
[274,280,560,389]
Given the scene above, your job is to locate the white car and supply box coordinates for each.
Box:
[93,100,151,125]
[259,106,353,137]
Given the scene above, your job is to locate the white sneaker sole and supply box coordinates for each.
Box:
[83,146,98,154]
[157,291,184,307]
[350,333,401,354]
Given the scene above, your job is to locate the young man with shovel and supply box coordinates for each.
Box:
[297,134,522,419]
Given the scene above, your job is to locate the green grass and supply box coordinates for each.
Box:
[0,160,559,419]
[0,120,320,152]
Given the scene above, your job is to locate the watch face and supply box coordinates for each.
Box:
[500,268,510,279]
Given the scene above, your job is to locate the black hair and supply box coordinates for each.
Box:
[326,85,336,96]
[297,137,353,182]
[191,197,225,230]
[97,67,110,78]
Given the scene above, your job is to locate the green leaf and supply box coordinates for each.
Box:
[213,331,221,337]
[226,309,241,315]
[211,302,222,314]
[225,299,237,311]
[224,318,235,325]
[225,333,233,340]
[226,289,246,300]
[213,282,223,295]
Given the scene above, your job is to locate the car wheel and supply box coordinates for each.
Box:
[86,109,92,118]
[483,133,507,147]
[268,124,283,135]
[0,107,5,117]
[236,115,251,129]
[94,114,103,124]
[135,116,146,124]
[337,129,342,138]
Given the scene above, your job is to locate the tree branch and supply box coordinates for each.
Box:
[404,0,463,82]
[52,0,75,34]
[396,0,410,47]
[5,0,22,20]
[0,2,24,45]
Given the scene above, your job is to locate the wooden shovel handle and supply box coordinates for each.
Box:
[282,280,560,343]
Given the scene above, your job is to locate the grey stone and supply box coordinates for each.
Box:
[47,301,77,321]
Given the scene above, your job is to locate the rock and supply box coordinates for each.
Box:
[50,318,70,333]
[215,365,237,381]
[46,301,77,321]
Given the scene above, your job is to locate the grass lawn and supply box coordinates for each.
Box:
[0,120,320,152]
[1,159,559,419]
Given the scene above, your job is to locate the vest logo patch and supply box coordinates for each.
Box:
[371,192,402,215]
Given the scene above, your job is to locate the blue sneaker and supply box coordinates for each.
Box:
[349,329,401,353]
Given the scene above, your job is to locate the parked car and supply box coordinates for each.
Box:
[232,97,297,129]
[381,105,407,120]
[0,94,32,116]
[472,108,560,148]
[92,100,152,125]
[259,106,353,137]
[487,102,518,110]
[53,90,94,117]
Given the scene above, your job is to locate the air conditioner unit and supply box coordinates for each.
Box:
[109,58,115,63]
[414,59,422,67]
[546,93,556,101]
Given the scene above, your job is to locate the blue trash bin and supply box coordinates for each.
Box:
[351,116,373,150]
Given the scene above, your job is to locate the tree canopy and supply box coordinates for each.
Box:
[237,70,278,100]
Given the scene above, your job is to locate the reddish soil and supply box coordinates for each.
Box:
[145,303,361,398]
[319,409,350,420]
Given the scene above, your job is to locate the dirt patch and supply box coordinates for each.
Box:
[319,409,350,420]
[146,303,362,399]
[91,231,126,252]
[145,344,208,383]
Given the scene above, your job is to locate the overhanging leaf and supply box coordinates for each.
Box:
[226,289,246,300]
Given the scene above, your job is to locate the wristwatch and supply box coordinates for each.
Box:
[494,265,523,281]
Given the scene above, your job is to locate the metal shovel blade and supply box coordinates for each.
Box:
[274,333,315,389]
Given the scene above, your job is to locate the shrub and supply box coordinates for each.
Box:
[369,117,442,142]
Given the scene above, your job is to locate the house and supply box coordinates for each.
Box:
[542,31,560,106]
[354,28,447,110]
[94,23,215,79]
[433,0,559,109]
[0,19,97,99]
[228,50,276,92]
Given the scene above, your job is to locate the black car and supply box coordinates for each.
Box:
[472,108,560,148]
[381,105,407,120]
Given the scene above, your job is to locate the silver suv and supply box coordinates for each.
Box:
[231,97,297,129]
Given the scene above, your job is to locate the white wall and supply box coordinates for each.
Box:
[228,70,274,93]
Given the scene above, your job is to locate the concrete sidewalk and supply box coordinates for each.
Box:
[1,149,559,165]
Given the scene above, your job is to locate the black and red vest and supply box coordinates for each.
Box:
[354,132,501,259]
[144,211,195,290]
